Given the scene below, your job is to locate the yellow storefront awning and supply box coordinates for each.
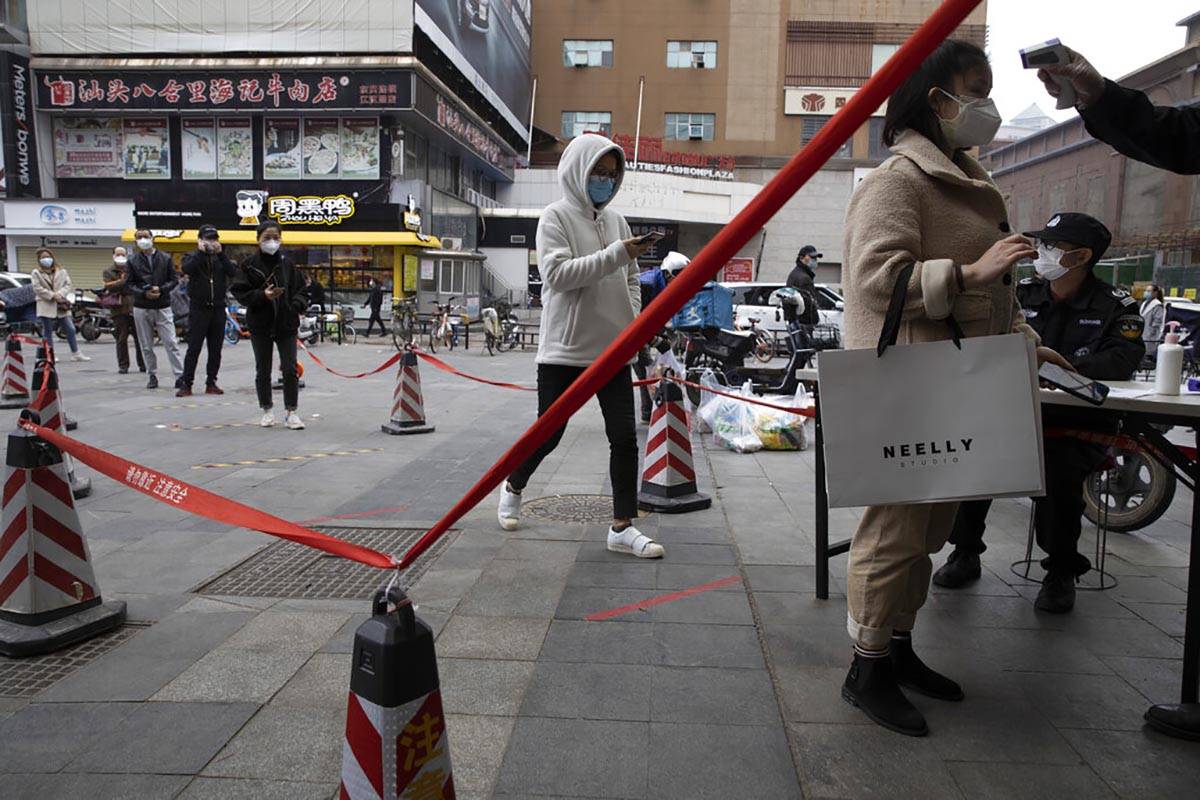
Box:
[122,228,441,249]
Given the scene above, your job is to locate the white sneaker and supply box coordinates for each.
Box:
[260,411,276,428]
[70,352,91,362]
[284,411,305,430]
[607,525,665,559]
[497,482,522,531]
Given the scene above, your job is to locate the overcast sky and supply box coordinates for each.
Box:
[988,0,1198,123]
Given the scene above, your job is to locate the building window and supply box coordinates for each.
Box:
[438,259,466,295]
[667,40,717,69]
[868,118,891,160]
[561,111,612,139]
[563,40,614,68]
[665,112,715,141]
[871,43,900,74]
[800,115,852,158]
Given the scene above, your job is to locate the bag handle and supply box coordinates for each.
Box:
[876,262,964,357]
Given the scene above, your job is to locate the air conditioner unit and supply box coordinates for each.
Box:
[688,124,705,140]
[440,237,463,251]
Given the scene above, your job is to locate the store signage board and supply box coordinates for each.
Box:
[722,257,755,282]
[5,198,133,230]
[136,198,403,233]
[613,134,737,182]
[0,52,41,197]
[37,70,414,112]
[413,77,512,176]
[783,87,887,117]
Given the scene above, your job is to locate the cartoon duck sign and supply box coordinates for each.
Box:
[235,190,356,227]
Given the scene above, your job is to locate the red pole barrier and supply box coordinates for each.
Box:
[397,0,985,569]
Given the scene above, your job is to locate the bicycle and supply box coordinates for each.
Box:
[482,299,520,355]
[737,316,775,363]
[322,306,358,345]
[428,297,462,353]
[391,298,419,351]
[224,304,244,345]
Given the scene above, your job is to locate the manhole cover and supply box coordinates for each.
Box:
[524,494,617,524]
[197,526,454,599]
[0,623,146,698]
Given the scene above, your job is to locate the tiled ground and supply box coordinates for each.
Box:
[0,343,1196,798]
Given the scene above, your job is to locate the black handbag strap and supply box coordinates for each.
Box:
[876,262,963,357]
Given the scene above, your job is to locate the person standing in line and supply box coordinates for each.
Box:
[126,228,184,389]
[496,133,664,559]
[102,246,145,374]
[177,225,237,397]
[363,278,385,337]
[839,40,1069,737]
[1140,284,1165,358]
[30,247,90,361]
[231,220,309,430]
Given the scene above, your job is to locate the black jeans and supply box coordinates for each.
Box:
[949,438,1104,576]
[633,348,654,421]
[250,333,298,410]
[508,364,639,520]
[113,313,145,372]
[366,308,385,337]
[180,306,225,388]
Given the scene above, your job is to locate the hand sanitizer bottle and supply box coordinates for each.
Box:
[1155,321,1184,396]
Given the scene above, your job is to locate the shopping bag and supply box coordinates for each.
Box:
[817,266,1044,508]
[709,381,763,454]
[752,383,812,451]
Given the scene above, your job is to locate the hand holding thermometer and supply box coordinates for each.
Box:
[1020,38,1078,110]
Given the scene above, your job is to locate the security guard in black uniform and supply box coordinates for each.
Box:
[933,213,1145,613]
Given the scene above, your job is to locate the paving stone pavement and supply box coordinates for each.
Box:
[0,341,1197,798]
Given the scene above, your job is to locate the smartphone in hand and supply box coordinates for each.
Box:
[1038,362,1109,405]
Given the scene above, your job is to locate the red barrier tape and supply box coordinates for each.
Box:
[666,376,815,417]
[395,0,984,570]
[412,348,536,391]
[19,421,397,569]
[31,358,52,410]
[298,340,403,379]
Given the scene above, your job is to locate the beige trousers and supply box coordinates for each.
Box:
[846,501,959,649]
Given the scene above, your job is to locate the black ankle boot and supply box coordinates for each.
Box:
[890,636,964,701]
[842,652,928,736]
[931,547,981,588]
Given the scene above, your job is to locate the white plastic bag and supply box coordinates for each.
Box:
[710,381,763,454]
[695,368,722,434]
[752,383,812,451]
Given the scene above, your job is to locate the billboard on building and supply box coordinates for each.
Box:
[414,0,532,144]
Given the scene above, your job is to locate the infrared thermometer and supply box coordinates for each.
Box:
[1020,38,1077,110]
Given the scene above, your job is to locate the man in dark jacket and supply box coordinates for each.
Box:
[362,279,385,337]
[1040,48,1200,175]
[126,228,183,390]
[177,225,237,397]
[934,214,1144,614]
[1040,44,1200,745]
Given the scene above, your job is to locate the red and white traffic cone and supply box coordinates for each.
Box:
[29,360,91,499]
[340,587,455,800]
[35,346,77,431]
[381,350,434,435]
[0,335,30,409]
[0,416,125,656]
[637,377,712,514]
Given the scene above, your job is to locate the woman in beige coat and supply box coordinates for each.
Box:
[839,40,1068,736]
[31,247,89,361]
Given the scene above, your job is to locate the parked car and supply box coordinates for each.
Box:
[720,281,845,335]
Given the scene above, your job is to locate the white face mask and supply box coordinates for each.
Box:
[113,256,128,266]
[936,88,1002,149]
[38,257,54,268]
[260,239,281,255]
[136,237,153,251]
[1033,244,1076,281]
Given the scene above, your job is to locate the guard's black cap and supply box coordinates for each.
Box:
[198,224,220,240]
[797,244,823,261]
[1024,212,1111,263]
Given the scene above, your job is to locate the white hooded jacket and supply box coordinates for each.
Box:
[536,134,641,366]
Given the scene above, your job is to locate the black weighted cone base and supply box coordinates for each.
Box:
[638,490,712,514]
[272,379,306,390]
[0,394,29,409]
[1144,703,1200,741]
[70,475,92,499]
[381,420,435,435]
[0,599,126,657]
[65,416,78,431]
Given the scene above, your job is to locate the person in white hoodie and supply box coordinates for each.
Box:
[497,133,664,558]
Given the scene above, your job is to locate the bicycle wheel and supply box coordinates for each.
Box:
[343,324,357,345]
[427,328,438,353]
[752,331,774,363]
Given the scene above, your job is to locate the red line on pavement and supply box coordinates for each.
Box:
[584,575,742,622]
